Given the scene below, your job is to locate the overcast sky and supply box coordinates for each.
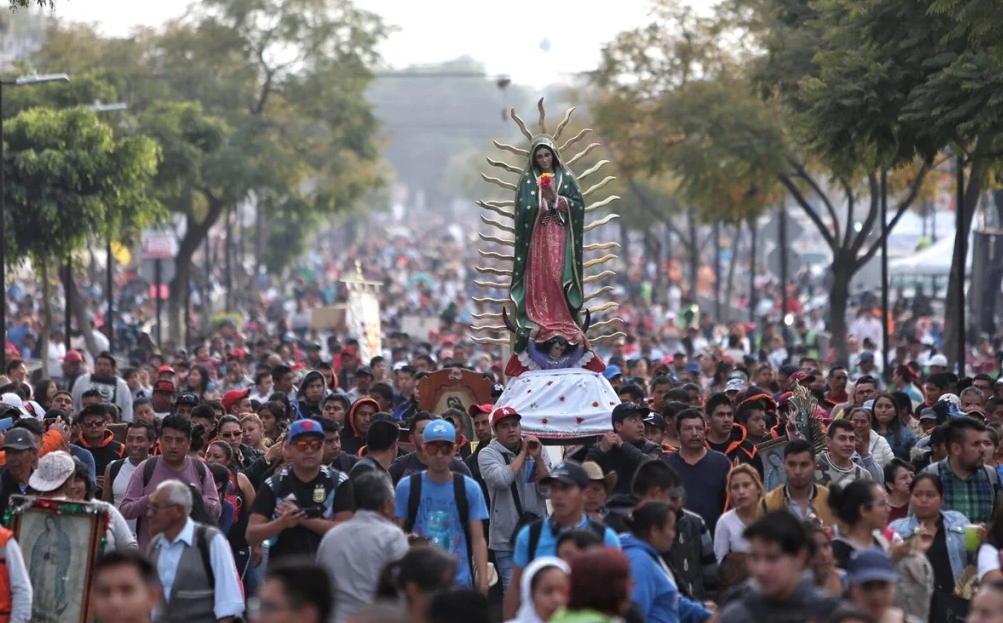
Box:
[51,0,677,88]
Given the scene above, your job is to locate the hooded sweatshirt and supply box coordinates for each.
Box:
[342,398,380,456]
[75,430,125,496]
[620,533,712,623]
[707,424,764,481]
[504,557,570,623]
[293,371,326,420]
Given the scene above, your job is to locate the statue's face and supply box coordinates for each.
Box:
[535,147,554,171]
[548,340,567,358]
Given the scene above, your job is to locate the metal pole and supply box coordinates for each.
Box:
[0,84,6,370]
[779,201,790,350]
[880,169,890,384]
[956,156,966,374]
[713,221,721,320]
[64,255,72,351]
[154,258,163,347]
[225,207,233,312]
[106,238,114,353]
[749,220,757,322]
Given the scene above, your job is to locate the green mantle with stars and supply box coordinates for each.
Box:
[508,136,587,354]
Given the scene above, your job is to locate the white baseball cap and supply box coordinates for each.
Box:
[1,393,30,418]
[929,354,948,367]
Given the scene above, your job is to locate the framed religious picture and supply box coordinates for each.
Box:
[417,368,494,441]
[757,436,789,492]
[9,496,109,623]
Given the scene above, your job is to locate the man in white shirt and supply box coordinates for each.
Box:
[146,480,243,623]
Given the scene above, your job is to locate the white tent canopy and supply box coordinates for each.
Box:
[888,233,971,276]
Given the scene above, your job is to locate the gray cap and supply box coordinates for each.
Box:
[3,428,36,451]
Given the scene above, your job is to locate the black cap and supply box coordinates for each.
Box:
[177,393,201,406]
[541,461,590,488]
[643,412,667,431]
[612,401,650,425]
[355,365,374,378]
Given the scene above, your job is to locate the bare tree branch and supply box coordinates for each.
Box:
[789,158,840,240]
[778,173,836,250]
[855,162,931,269]
[850,173,880,257]
[628,178,691,248]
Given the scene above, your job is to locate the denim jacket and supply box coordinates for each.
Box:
[889,510,971,580]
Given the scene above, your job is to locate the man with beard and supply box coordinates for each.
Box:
[71,352,134,422]
[922,416,998,523]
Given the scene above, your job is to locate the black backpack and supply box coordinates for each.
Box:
[142,457,217,526]
[404,472,472,570]
[526,516,607,561]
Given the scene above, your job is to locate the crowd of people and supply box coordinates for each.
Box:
[0,313,999,623]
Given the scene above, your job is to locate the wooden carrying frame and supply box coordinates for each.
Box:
[9,496,109,623]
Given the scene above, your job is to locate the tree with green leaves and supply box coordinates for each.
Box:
[765,0,1003,365]
[593,0,931,360]
[3,105,161,369]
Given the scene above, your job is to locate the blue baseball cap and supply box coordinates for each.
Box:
[603,365,623,381]
[847,548,897,585]
[288,418,325,442]
[686,362,701,373]
[423,419,456,444]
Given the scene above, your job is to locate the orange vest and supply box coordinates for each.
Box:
[0,526,13,623]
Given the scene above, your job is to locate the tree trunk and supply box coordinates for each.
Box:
[688,208,698,299]
[39,257,51,378]
[829,254,853,363]
[749,219,758,321]
[943,157,986,367]
[169,194,227,345]
[725,225,740,323]
[61,262,98,356]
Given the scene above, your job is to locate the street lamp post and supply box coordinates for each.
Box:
[0,73,70,368]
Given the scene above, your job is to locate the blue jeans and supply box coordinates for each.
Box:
[493,550,515,593]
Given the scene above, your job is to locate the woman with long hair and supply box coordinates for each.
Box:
[206,440,258,590]
[216,414,262,469]
[241,413,268,451]
[505,557,570,623]
[828,480,896,568]
[620,501,712,623]
[549,549,634,623]
[32,379,57,412]
[714,464,763,563]
[872,393,917,461]
[376,546,457,623]
[889,474,969,596]
[185,365,216,401]
[257,401,287,443]
[884,458,915,523]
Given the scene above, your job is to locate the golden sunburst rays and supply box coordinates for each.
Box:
[473,97,623,344]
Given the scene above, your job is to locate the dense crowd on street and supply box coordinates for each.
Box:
[0,215,998,623]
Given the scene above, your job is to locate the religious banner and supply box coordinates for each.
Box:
[343,261,382,364]
[417,368,494,441]
[9,497,109,623]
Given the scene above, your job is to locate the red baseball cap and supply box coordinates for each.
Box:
[222,388,251,412]
[153,380,176,394]
[491,406,521,428]
[157,365,175,374]
[63,351,83,364]
[467,403,494,418]
[227,349,246,360]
